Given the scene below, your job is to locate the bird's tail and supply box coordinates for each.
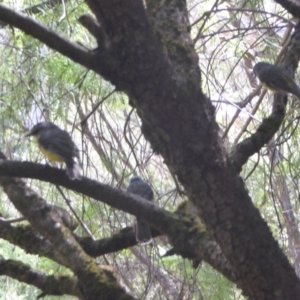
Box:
[74,146,83,168]
[135,220,152,244]
[66,162,81,180]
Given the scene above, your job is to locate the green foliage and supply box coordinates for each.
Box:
[0,0,298,298]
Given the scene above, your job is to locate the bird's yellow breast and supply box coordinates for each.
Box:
[261,82,278,93]
[38,143,64,162]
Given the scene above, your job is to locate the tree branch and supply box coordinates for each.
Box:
[0,160,238,283]
[229,97,286,173]
[0,0,62,27]
[1,0,300,297]
[78,14,107,49]
[0,169,135,299]
[0,256,81,298]
[0,4,94,69]
[0,222,69,267]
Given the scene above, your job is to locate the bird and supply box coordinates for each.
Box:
[127,176,154,244]
[253,62,300,98]
[26,121,82,180]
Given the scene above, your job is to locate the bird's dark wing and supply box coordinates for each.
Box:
[38,129,75,163]
[259,66,296,95]
[127,179,154,201]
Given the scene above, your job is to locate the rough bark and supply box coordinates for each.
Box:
[0,0,299,299]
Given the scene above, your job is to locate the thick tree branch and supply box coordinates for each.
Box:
[0,4,94,69]
[0,222,69,268]
[0,0,61,27]
[0,171,135,300]
[78,227,146,256]
[0,214,236,283]
[77,1,300,298]
[0,160,238,282]
[0,256,80,298]
[1,0,300,297]
[0,160,173,229]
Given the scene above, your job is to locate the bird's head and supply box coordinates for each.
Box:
[253,62,270,77]
[130,176,142,184]
[26,122,57,138]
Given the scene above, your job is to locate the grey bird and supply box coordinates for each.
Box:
[26,121,81,180]
[253,62,300,98]
[127,176,154,244]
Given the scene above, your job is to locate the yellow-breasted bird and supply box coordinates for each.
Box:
[26,121,81,180]
[253,62,300,98]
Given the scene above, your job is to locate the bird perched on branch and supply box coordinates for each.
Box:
[253,62,300,98]
[127,176,154,244]
[26,121,82,180]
